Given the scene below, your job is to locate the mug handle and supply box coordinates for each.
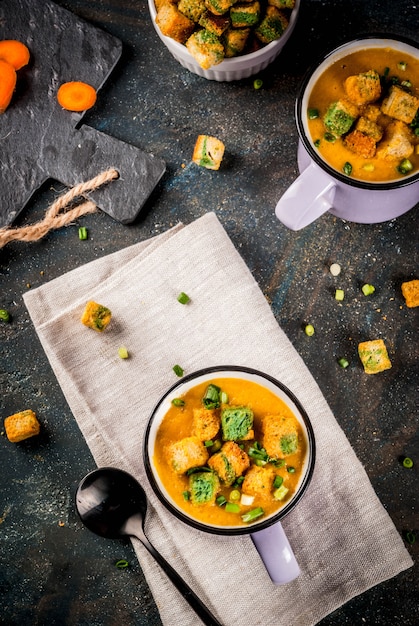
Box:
[251,521,300,584]
[275,161,336,230]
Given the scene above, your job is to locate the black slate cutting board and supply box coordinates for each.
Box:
[0,0,166,227]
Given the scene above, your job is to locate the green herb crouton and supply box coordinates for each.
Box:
[230,2,261,28]
[192,407,220,441]
[221,406,254,441]
[323,99,359,137]
[198,10,230,36]
[261,413,300,458]
[242,465,275,498]
[344,70,381,106]
[166,436,209,473]
[178,0,206,23]
[185,29,225,69]
[189,471,220,504]
[358,339,392,374]
[204,0,236,15]
[208,441,250,485]
[268,0,295,7]
[81,301,112,332]
[192,135,225,170]
[223,27,250,57]
[255,6,288,44]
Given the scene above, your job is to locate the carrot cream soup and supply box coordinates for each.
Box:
[307,47,419,182]
[153,377,307,527]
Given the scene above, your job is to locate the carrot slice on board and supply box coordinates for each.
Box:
[0,40,30,70]
[57,81,97,112]
[0,59,17,114]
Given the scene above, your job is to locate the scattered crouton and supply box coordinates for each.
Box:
[192,135,225,169]
[185,29,225,69]
[178,0,206,23]
[401,279,419,308]
[358,339,392,374]
[242,465,275,498]
[192,407,220,441]
[375,120,414,161]
[204,0,236,16]
[344,70,381,106]
[208,441,250,485]
[223,27,250,57]
[221,405,253,440]
[198,10,230,36]
[189,471,220,504]
[81,301,112,332]
[323,99,359,137]
[230,2,261,28]
[381,85,419,124]
[255,6,288,44]
[4,409,40,443]
[344,129,377,158]
[261,413,300,458]
[166,436,209,473]
[156,2,195,43]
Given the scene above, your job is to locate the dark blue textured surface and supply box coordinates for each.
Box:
[0,1,418,625]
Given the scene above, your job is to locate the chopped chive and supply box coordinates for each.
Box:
[308,108,319,119]
[397,61,407,71]
[220,391,228,404]
[335,288,345,301]
[273,475,283,489]
[225,502,240,514]
[362,163,375,172]
[338,357,350,369]
[0,309,11,322]
[177,292,190,304]
[405,531,416,544]
[314,138,321,147]
[204,439,214,447]
[241,507,264,523]
[171,398,185,407]
[173,364,184,377]
[78,226,88,240]
[233,476,245,487]
[216,495,227,506]
[118,346,129,359]
[401,80,412,88]
[324,132,336,143]
[202,384,221,409]
[229,489,241,502]
[209,439,222,453]
[304,323,315,336]
[397,158,413,175]
[253,78,263,90]
[115,559,129,569]
[343,162,352,176]
[186,466,212,475]
[273,485,289,501]
[287,466,296,473]
[182,490,191,501]
[402,457,413,469]
[361,283,375,296]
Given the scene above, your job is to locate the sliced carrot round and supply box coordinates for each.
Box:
[0,40,30,70]
[57,81,97,112]
[0,59,17,114]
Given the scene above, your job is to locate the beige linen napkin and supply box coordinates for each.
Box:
[24,212,412,626]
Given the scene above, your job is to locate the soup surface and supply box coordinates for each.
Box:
[307,47,419,182]
[153,377,307,527]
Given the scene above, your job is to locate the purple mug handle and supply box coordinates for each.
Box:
[251,521,300,584]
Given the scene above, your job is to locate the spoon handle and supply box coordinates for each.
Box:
[135,529,223,626]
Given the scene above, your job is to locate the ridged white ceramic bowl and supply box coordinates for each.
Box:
[148,0,300,81]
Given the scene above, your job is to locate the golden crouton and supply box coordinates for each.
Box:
[361,104,382,123]
[199,11,230,36]
[154,0,176,11]
[204,0,236,16]
[268,0,295,7]
[186,29,225,69]
[344,70,381,106]
[261,413,300,458]
[381,85,419,124]
[166,436,209,473]
[401,279,419,308]
[208,441,250,485]
[192,407,220,441]
[81,301,112,332]
[230,2,261,28]
[255,6,289,44]
[355,116,383,142]
[178,0,206,22]
[242,465,275,498]
[223,27,250,58]
[375,120,414,161]
[156,2,195,43]
[192,135,225,169]
[358,339,392,374]
[344,130,377,159]
[4,409,41,443]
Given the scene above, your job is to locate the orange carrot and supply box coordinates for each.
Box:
[57,81,97,112]
[0,40,30,70]
[0,59,17,114]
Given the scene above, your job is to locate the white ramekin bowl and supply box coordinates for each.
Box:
[148,0,301,81]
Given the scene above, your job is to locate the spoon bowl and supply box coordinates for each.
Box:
[75,467,223,626]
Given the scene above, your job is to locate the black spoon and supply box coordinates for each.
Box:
[75,467,223,626]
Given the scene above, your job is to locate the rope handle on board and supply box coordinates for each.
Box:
[0,168,119,248]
